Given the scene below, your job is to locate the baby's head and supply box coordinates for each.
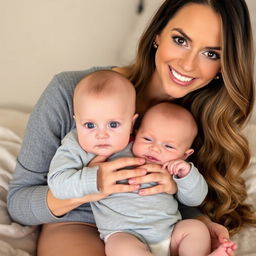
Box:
[132,102,198,164]
[73,70,137,156]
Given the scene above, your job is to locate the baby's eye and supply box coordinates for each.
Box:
[203,50,220,60]
[172,36,187,47]
[143,137,152,142]
[109,121,120,128]
[84,122,95,129]
[164,144,173,149]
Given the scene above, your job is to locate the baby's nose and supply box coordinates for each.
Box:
[96,130,109,139]
[149,144,161,153]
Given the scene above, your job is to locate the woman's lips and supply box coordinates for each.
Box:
[169,66,195,86]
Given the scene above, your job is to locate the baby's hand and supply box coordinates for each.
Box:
[163,159,191,178]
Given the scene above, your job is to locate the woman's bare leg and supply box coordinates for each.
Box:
[105,232,152,256]
[37,222,105,256]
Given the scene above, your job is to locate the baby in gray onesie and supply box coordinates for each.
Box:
[48,70,230,256]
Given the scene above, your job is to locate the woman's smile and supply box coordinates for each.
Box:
[168,65,195,86]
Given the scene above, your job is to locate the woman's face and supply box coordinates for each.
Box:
[154,3,222,99]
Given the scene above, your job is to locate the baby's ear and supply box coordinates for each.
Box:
[183,149,194,160]
[132,113,139,126]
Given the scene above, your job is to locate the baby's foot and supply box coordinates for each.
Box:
[208,244,229,256]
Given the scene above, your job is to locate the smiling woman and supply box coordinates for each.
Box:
[123,0,255,237]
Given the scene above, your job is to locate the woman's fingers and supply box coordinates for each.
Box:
[129,168,168,185]
[128,163,177,195]
[112,184,140,193]
[96,157,146,196]
[138,184,165,195]
[107,157,145,170]
[115,168,147,181]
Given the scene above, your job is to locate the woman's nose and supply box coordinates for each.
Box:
[179,50,197,72]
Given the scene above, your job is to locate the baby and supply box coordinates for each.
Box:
[93,102,235,256]
[48,70,137,199]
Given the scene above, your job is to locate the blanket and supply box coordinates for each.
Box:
[0,108,255,255]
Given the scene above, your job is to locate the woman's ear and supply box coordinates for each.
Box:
[183,149,194,160]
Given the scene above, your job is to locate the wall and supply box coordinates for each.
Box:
[0,0,138,111]
[0,0,255,111]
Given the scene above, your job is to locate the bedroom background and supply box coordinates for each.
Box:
[0,1,255,255]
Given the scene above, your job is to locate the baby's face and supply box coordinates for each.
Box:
[74,93,136,157]
[132,110,195,164]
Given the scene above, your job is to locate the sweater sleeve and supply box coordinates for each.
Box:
[7,67,112,225]
[174,163,208,207]
[48,130,99,199]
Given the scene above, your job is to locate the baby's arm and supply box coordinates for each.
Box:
[164,161,208,207]
[48,130,100,199]
[163,159,191,178]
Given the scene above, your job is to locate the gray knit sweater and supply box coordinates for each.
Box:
[7,66,201,226]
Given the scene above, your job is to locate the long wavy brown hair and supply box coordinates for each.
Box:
[125,0,255,235]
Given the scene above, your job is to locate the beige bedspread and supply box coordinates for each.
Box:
[0,108,255,256]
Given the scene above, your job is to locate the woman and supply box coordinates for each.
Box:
[7,0,255,255]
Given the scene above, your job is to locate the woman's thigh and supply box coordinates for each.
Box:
[37,222,105,256]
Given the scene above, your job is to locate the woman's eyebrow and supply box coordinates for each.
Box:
[172,28,192,42]
[172,28,222,50]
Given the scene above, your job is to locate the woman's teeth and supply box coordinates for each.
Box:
[171,69,193,82]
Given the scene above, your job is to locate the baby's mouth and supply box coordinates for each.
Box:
[144,155,160,163]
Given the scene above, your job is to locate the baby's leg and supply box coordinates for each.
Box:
[105,232,153,256]
[170,219,211,256]
[170,220,232,256]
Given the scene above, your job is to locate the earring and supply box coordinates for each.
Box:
[214,74,220,80]
[153,41,158,49]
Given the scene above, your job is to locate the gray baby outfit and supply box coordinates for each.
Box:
[48,129,208,247]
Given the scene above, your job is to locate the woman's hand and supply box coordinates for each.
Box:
[128,163,177,195]
[197,216,237,255]
[89,156,147,197]
[47,156,146,216]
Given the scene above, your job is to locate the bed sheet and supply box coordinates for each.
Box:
[0,108,255,256]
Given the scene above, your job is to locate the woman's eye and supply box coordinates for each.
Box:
[109,121,120,128]
[203,50,220,60]
[172,36,187,46]
[84,122,95,129]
